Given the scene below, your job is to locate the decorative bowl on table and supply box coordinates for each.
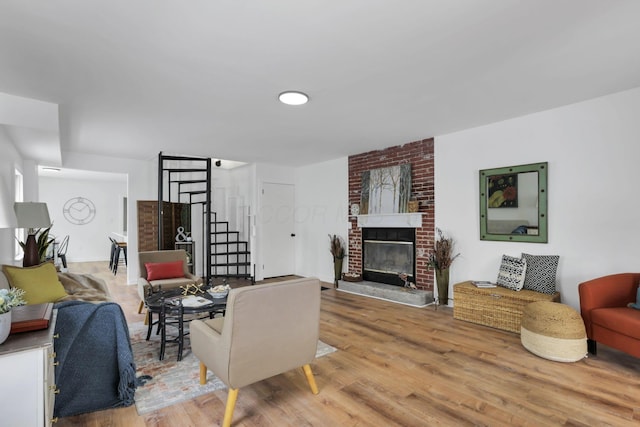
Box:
[209,284,230,299]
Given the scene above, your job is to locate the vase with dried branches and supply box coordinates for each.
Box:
[428,228,460,305]
[328,234,346,284]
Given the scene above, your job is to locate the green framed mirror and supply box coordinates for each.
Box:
[479,162,548,243]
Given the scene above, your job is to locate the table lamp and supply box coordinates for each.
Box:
[14,202,51,267]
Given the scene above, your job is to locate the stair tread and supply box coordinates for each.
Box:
[211,262,251,267]
[212,252,250,256]
[165,168,208,173]
[161,154,210,162]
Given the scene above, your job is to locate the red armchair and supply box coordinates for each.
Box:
[578,273,640,358]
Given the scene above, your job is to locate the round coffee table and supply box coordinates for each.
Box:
[145,287,227,361]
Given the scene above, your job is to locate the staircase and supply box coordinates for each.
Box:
[210,211,252,280]
[158,152,253,285]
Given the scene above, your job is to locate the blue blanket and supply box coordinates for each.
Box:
[53,301,136,417]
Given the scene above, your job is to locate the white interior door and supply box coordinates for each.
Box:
[261,182,295,278]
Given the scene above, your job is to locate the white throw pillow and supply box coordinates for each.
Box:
[496,255,527,291]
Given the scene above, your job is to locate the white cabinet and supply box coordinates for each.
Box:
[0,311,58,426]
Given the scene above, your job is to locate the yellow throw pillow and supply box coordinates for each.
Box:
[2,262,68,305]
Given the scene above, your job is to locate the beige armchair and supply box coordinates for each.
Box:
[191,277,321,427]
[137,249,202,312]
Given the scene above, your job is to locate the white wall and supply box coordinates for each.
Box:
[22,159,40,202]
[39,175,127,262]
[61,151,155,284]
[229,163,256,275]
[0,130,23,265]
[192,158,348,284]
[294,157,349,283]
[436,86,640,310]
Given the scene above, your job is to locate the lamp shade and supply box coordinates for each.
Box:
[14,202,51,230]
[0,176,17,228]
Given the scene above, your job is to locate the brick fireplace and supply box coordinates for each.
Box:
[348,138,435,291]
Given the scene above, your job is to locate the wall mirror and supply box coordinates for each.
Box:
[479,162,548,243]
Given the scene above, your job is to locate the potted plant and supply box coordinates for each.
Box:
[328,234,346,285]
[0,288,26,343]
[427,228,460,305]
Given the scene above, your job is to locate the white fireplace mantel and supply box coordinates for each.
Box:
[357,213,422,228]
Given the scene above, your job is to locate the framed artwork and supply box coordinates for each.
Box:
[360,164,411,214]
[487,173,518,208]
[479,162,547,243]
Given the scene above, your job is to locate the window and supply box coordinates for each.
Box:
[14,169,23,259]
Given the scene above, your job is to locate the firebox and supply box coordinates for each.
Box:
[362,228,416,286]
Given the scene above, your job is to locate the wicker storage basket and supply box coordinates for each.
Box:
[453,281,561,333]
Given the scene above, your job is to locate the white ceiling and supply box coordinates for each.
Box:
[1,0,640,167]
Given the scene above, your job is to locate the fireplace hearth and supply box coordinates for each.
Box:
[362,228,415,286]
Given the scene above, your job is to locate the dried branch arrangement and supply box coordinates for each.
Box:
[428,228,460,271]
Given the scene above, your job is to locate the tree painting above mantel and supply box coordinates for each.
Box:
[360,164,411,214]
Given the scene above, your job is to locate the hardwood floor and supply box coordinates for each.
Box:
[57,262,639,426]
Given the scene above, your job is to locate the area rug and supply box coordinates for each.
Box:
[129,322,337,415]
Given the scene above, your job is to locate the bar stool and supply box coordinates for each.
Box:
[57,235,69,269]
[108,237,117,271]
[109,237,127,275]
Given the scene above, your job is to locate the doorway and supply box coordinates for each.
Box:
[261,182,295,278]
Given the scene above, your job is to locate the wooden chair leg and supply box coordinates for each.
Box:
[137,300,144,314]
[302,364,319,395]
[222,388,239,427]
[143,309,149,326]
[199,362,207,385]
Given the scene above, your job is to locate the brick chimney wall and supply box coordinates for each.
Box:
[347,138,435,290]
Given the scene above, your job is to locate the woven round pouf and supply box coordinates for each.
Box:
[521,301,587,362]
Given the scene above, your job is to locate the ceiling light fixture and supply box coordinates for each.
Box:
[278,91,309,106]
[42,167,61,172]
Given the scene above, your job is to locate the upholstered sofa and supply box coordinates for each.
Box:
[578,273,640,358]
[1,262,112,303]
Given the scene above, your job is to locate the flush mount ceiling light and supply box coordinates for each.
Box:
[278,91,309,106]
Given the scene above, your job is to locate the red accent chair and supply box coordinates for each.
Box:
[578,273,640,358]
